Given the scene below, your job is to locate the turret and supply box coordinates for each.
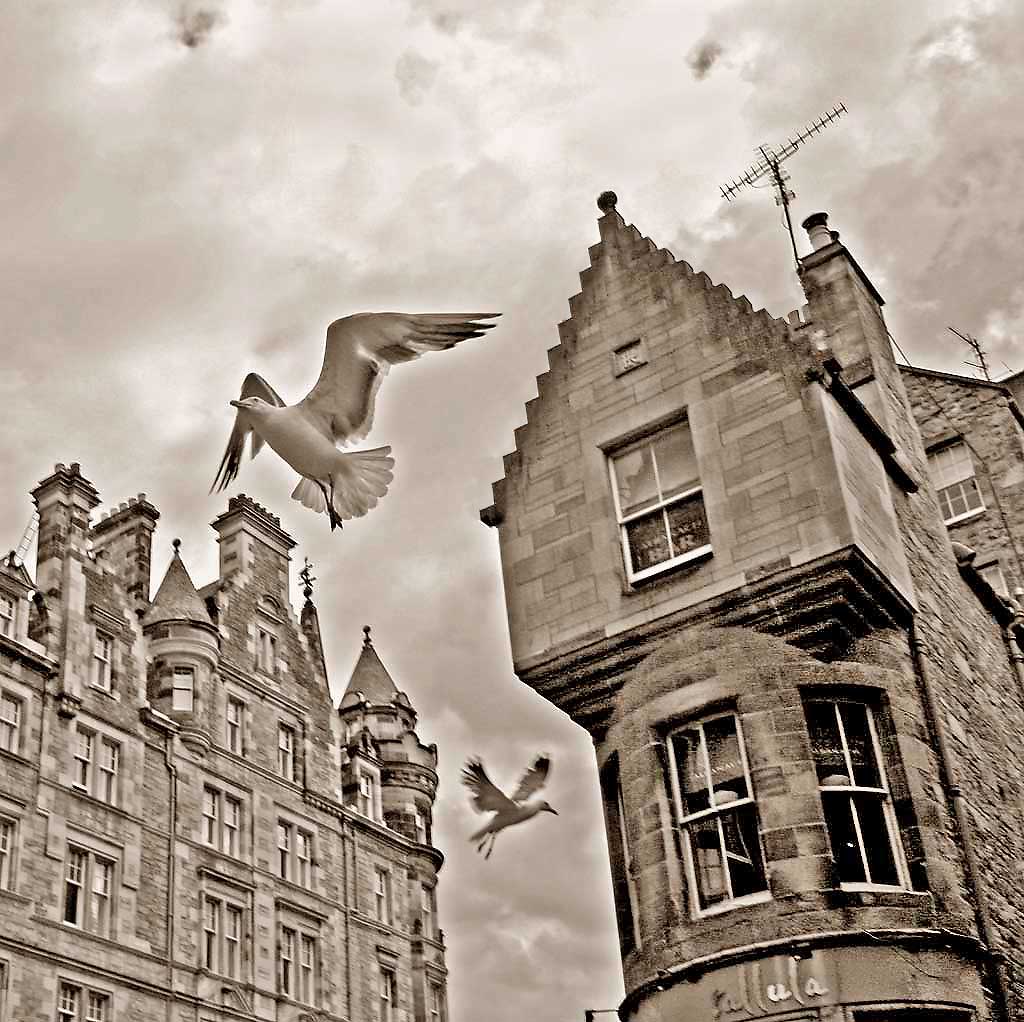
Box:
[337,627,439,843]
[142,539,219,756]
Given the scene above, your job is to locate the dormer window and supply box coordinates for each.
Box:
[92,633,113,692]
[609,419,711,583]
[172,666,195,712]
[0,594,14,638]
[359,774,373,817]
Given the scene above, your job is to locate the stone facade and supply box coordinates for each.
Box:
[482,197,1024,1020]
[0,468,448,1022]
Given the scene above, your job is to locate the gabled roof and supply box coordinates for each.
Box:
[0,551,34,591]
[143,543,213,627]
[340,626,399,707]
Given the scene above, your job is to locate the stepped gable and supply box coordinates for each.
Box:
[340,625,401,708]
[482,192,808,525]
[142,541,214,627]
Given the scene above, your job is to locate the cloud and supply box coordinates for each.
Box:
[395,49,440,105]
[175,4,223,48]
[686,37,722,79]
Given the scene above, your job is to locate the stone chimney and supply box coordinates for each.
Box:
[30,463,101,653]
[90,494,160,610]
[210,494,296,602]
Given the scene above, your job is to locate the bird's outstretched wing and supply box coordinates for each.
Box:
[297,312,500,445]
[462,758,516,815]
[510,755,551,804]
[210,373,287,493]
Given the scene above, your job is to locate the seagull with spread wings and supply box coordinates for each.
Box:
[462,754,557,859]
[211,312,500,530]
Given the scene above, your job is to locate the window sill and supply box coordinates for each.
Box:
[87,684,117,700]
[626,544,713,587]
[0,886,31,905]
[692,889,771,920]
[944,507,986,527]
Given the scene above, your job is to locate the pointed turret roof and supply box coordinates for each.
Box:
[143,540,213,627]
[340,626,400,707]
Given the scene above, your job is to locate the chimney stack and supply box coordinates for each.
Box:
[90,494,161,610]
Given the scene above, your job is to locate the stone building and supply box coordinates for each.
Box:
[0,469,448,1022]
[481,194,1024,1021]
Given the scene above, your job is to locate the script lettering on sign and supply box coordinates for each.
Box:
[710,954,832,1019]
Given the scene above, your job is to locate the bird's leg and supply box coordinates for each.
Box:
[484,834,497,860]
[317,480,343,532]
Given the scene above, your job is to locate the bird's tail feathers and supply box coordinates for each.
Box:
[290,446,395,522]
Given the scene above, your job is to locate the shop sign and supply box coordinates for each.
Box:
[710,954,834,1019]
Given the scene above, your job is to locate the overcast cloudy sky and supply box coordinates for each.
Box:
[3,1,1023,1019]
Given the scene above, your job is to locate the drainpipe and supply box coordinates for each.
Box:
[909,623,1011,1021]
[344,822,355,1019]
[164,732,178,1022]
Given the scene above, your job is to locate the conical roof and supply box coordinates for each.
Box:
[340,626,399,707]
[143,541,213,627]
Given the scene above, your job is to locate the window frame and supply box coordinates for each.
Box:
[0,593,15,639]
[91,633,113,692]
[73,726,120,805]
[665,711,770,918]
[202,786,243,857]
[429,981,446,1022]
[607,418,712,584]
[278,923,319,1005]
[373,867,392,925]
[58,981,111,1022]
[927,440,985,525]
[278,723,296,782]
[804,696,910,891]
[171,665,195,712]
[420,882,435,939]
[0,815,16,890]
[62,845,116,937]
[256,627,278,674]
[225,696,246,755]
[202,894,245,978]
[378,966,397,1022]
[0,691,22,755]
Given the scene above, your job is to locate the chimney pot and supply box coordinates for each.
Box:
[802,211,833,251]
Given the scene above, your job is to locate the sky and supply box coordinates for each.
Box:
[2,1,1023,1020]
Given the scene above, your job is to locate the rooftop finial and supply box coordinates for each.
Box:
[597,190,618,213]
[172,538,181,555]
[300,557,317,601]
[363,624,372,646]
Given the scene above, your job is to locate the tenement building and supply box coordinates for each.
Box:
[0,471,448,1022]
[481,193,1024,1021]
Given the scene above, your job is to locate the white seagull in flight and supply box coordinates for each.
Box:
[462,754,557,859]
[212,311,500,530]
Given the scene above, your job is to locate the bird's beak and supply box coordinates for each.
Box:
[546,807,559,815]
[229,399,243,408]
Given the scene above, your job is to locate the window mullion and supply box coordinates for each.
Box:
[715,812,734,903]
[834,705,855,783]
[847,794,872,884]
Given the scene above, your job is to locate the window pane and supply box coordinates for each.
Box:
[822,792,866,884]
[806,701,849,785]
[625,510,671,573]
[613,446,659,515]
[839,703,881,788]
[722,804,767,898]
[688,816,728,909]
[703,716,748,803]
[854,793,899,886]
[666,494,709,557]
[671,729,709,815]
[652,425,699,500]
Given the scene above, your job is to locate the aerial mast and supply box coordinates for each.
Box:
[719,103,847,268]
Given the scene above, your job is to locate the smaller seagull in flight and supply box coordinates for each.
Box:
[462,754,557,859]
[212,312,499,531]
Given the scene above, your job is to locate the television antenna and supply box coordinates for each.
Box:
[719,103,847,267]
[948,325,992,381]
